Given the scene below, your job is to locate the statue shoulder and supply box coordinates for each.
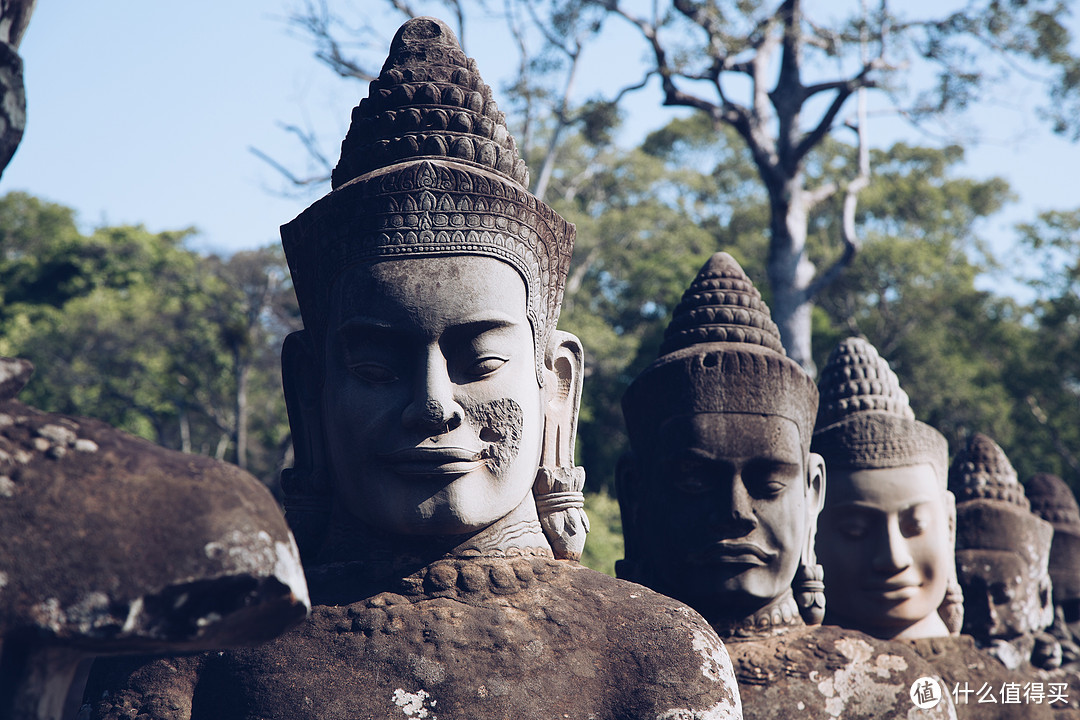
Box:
[561,565,743,718]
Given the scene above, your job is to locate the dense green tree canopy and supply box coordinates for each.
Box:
[0,192,298,490]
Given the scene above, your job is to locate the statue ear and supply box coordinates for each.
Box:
[806,452,826,519]
[796,454,828,624]
[534,331,588,560]
[614,451,644,580]
[541,330,584,470]
[281,330,327,494]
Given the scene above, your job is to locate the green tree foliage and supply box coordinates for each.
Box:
[0,192,298,490]
[1009,209,1080,482]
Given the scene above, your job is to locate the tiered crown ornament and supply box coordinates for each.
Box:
[622,252,823,623]
[950,435,1053,606]
[949,433,1029,508]
[812,338,948,481]
[812,337,960,632]
[1027,473,1080,604]
[281,16,574,383]
[625,252,817,440]
[280,17,585,559]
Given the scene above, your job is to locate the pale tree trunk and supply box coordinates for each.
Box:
[604,0,883,376]
[767,179,817,376]
[235,359,249,471]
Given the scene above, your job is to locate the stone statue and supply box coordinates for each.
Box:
[811,341,1060,720]
[812,337,960,640]
[618,253,955,720]
[1028,472,1080,667]
[950,433,1057,670]
[85,17,741,720]
[0,357,308,720]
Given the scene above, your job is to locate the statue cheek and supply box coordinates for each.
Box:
[462,397,524,473]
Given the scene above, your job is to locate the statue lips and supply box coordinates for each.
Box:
[688,541,775,567]
[380,446,485,477]
[863,578,921,603]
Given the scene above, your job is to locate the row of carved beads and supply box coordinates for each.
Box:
[361,82,504,125]
[368,557,565,600]
[819,394,910,419]
[660,325,784,356]
[356,107,508,145]
[955,484,1031,509]
[345,135,527,186]
[668,303,776,331]
[376,59,480,90]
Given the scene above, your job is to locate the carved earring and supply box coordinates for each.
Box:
[534,466,590,561]
[794,562,826,625]
[939,578,965,635]
[281,466,333,563]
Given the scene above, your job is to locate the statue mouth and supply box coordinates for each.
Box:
[863,580,921,601]
[380,446,485,477]
[688,542,774,566]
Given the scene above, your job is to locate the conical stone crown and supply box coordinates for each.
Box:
[1027,473,1080,530]
[816,337,913,428]
[660,252,785,357]
[948,433,1028,509]
[811,337,946,481]
[333,17,527,190]
[281,16,574,382]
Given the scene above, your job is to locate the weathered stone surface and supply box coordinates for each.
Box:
[0,393,308,653]
[85,16,739,720]
[86,557,739,720]
[730,625,955,720]
[909,635,1058,720]
[950,434,1056,670]
[618,254,948,718]
[813,337,960,640]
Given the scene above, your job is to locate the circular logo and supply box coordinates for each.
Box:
[910,677,943,709]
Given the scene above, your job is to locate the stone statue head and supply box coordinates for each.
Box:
[618,252,826,631]
[950,434,1054,642]
[1027,473,1080,618]
[812,338,958,640]
[278,17,587,562]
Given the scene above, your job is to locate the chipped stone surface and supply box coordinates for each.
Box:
[85,559,741,719]
[0,393,309,654]
[908,635,1057,719]
[727,625,957,720]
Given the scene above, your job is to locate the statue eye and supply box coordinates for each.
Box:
[837,516,867,539]
[349,363,398,384]
[673,461,710,494]
[466,355,508,377]
[990,582,1013,605]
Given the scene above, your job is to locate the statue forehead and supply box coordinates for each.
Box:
[956,548,1028,576]
[825,464,941,509]
[331,255,528,314]
[657,412,803,461]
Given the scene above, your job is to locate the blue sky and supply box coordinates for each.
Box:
[4,0,1080,268]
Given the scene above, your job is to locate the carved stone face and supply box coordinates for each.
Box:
[320,255,544,535]
[635,412,816,617]
[816,464,951,639]
[957,548,1052,640]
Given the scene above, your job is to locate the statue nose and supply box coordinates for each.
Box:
[402,351,464,433]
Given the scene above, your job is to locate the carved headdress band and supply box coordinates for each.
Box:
[281,17,574,379]
[812,338,948,485]
[622,252,818,448]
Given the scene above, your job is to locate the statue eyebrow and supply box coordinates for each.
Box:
[336,317,398,333]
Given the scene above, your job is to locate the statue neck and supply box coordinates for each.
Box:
[709,590,804,641]
[306,491,553,603]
